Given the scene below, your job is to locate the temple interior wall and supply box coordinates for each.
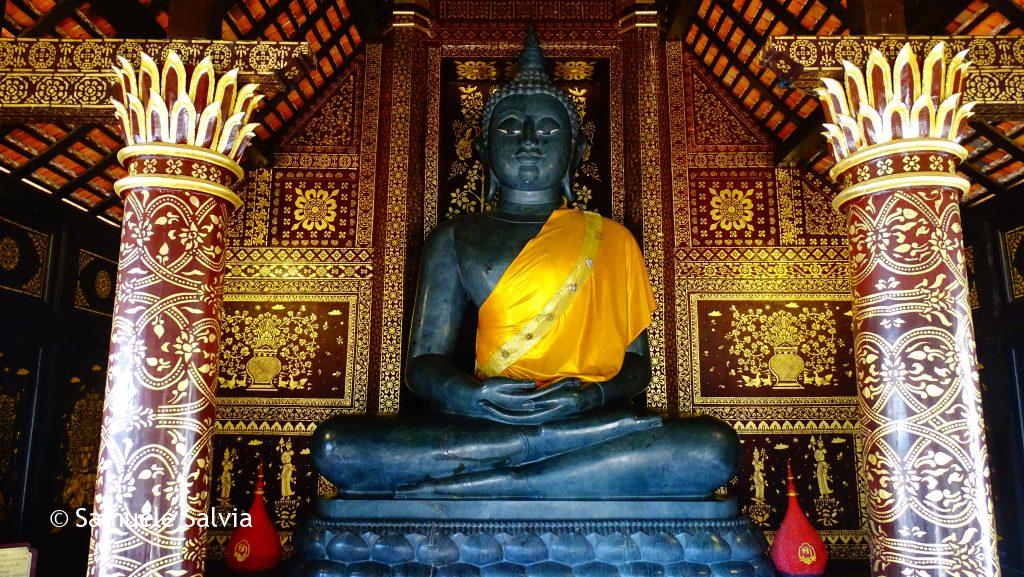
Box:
[200,32,866,560]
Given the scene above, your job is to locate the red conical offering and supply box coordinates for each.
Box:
[226,462,282,572]
[771,461,827,576]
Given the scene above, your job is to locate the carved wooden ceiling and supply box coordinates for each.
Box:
[1,0,1022,222]
[0,0,361,223]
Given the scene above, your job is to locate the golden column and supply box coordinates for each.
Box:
[88,53,262,575]
[619,3,671,412]
[819,43,999,576]
[376,2,431,414]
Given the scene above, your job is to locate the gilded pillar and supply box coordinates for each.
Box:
[376,3,431,414]
[619,4,672,412]
[88,53,261,575]
[819,44,999,576]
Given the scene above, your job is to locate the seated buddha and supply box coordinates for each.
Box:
[312,29,738,500]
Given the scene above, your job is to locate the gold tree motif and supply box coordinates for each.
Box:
[219,306,319,391]
[724,304,840,388]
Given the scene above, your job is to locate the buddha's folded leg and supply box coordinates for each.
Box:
[395,415,739,499]
[313,410,661,496]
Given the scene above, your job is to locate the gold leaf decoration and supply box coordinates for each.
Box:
[817,43,975,162]
[111,51,263,163]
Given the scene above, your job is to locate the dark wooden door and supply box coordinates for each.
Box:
[0,177,118,576]
[964,194,1024,577]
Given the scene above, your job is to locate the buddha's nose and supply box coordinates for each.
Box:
[520,117,538,145]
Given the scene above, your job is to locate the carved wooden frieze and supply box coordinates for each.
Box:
[761,36,1024,119]
[0,39,308,122]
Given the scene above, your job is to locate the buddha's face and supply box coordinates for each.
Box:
[486,93,573,191]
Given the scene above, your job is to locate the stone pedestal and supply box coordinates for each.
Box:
[293,499,773,577]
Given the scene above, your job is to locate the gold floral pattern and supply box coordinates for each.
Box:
[292,189,338,232]
[709,188,754,231]
[455,60,497,80]
[554,61,595,81]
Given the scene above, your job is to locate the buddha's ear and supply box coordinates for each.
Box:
[485,168,499,203]
[563,135,588,206]
[476,139,499,204]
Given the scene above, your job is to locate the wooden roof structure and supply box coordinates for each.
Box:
[1,0,361,223]
[2,0,1022,223]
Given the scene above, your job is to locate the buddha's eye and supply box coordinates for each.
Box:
[536,117,561,136]
[496,117,522,136]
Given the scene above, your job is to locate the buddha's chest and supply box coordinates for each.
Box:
[453,218,545,307]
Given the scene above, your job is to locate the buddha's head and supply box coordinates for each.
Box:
[477,27,587,203]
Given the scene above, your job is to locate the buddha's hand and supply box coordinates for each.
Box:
[477,377,587,425]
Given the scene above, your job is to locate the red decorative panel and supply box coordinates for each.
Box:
[729,424,865,560]
[269,169,360,247]
[665,44,864,558]
[691,295,857,404]
[217,297,364,422]
[687,168,778,246]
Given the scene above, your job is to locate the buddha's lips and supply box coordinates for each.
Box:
[515,151,543,164]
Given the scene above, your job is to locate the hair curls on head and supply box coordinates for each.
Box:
[478,26,582,152]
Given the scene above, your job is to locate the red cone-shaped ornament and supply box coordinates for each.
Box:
[226,462,282,572]
[771,461,827,576]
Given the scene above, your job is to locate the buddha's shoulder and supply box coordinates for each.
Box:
[430,212,491,238]
[590,213,639,244]
[424,213,492,247]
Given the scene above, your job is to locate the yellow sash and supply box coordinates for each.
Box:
[476,209,656,385]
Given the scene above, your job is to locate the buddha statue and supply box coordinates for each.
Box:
[312,29,739,500]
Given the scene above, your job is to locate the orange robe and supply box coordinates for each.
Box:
[475,209,656,385]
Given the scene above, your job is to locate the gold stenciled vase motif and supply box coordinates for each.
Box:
[89,52,261,577]
[768,344,804,389]
[818,43,999,577]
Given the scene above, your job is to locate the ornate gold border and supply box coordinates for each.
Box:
[832,173,970,211]
[114,174,243,209]
[688,292,858,407]
[118,142,245,179]
[378,29,425,415]
[731,419,869,554]
[0,216,51,299]
[73,248,115,316]
[829,138,967,181]
[356,45,383,248]
[423,42,625,235]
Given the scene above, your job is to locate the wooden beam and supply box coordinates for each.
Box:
[89,0,166,38]
[55,149,117,198]
[776,109,824,164]
[960,160,1006,196]
[905,0,968,33]
[693,17,798,137]
[970,120,1024,166]
[18,0,86,37]
[761,36,1024,121]
[847,0,907,34]
[665,0,700,41]
[986,0,1024,29]
[167,0,229,39]
[11,124,91,177]
[0,38,309,123]
[347,0,387,42]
